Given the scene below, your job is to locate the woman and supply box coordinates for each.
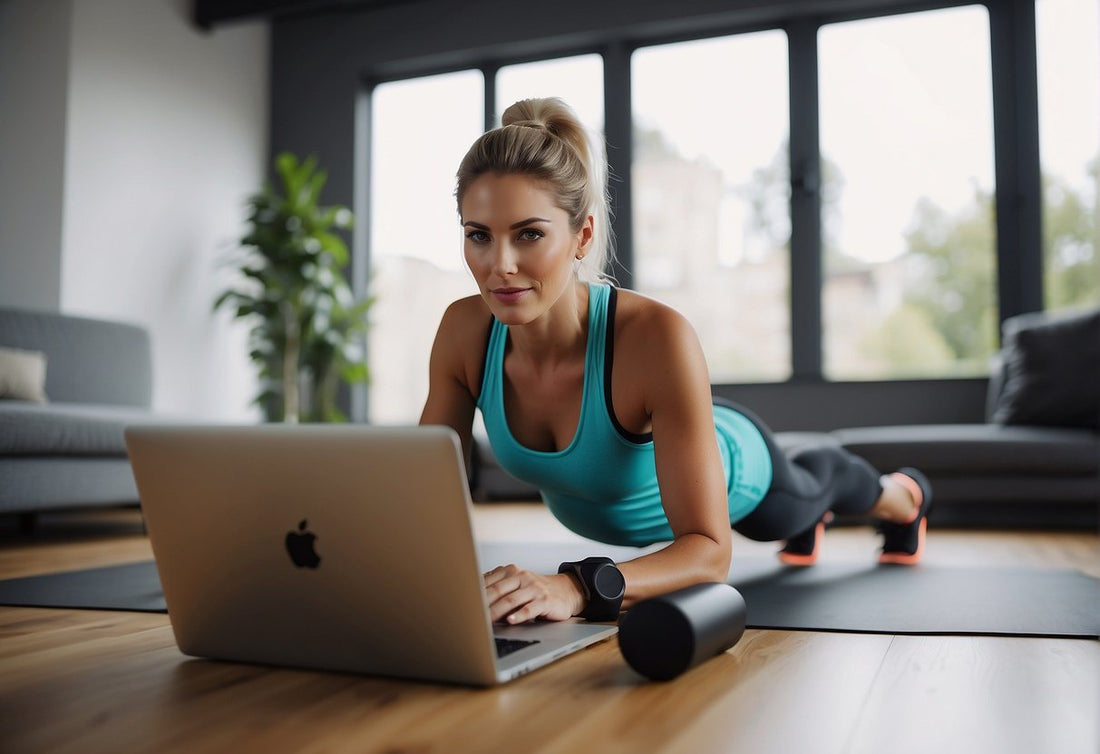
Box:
[420,97,931,626]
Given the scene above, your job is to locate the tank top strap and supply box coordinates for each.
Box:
[478,315,507,412]
[583,283,611,419]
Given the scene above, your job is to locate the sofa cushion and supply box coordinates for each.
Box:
[0,347,48,403]
[991,307,1100,429]
[0,402,158,455]
[832,423,1099,475]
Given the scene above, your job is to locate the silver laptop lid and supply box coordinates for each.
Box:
[125,424,501,685]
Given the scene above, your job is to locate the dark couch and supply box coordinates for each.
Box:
[0,307,156,519]
[473,307,1100,530]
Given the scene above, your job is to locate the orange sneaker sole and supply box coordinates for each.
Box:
[878,517,927,565]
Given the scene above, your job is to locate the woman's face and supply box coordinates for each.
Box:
[461,173,592,326]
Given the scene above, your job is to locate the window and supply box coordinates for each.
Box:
[632,32,791,382]
[1037,0,1100,311]
[358,2,1055,407]
[496,54,604,133]
[819,6,997,379]
[368,71,483,423]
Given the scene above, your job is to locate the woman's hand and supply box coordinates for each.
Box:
[483,564,586,624]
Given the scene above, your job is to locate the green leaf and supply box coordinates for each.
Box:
[306,170,327,208]
[275,152,298,188]
[317,231,349,265]
[341,361,369,384]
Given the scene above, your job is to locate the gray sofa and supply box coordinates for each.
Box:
[474,307,1100,530]
[0,307,156,521]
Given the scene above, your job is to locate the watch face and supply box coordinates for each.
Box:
[594,563,626,599]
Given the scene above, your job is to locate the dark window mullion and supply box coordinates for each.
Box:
[603,40,634,289]
[989,0,1044,324]
[483,65,498,131]
[787,19,823,381]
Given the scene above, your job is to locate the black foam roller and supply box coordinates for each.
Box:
[618,582,747,681]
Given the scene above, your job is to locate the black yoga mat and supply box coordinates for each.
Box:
[728,557,1100,639]
[485,542,1100,639]
[1,545,1097,638]
[0,561,167,613]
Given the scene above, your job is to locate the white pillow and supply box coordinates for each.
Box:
[0,346,48,403]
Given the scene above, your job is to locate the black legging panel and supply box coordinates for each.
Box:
[713,398,883,543]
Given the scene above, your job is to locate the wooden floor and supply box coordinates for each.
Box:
[1,505,1097,754]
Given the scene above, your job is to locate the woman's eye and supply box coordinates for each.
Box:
[518,229,544,241]
[465,230,489,243]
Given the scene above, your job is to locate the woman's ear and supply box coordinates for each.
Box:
[575,214,595,258]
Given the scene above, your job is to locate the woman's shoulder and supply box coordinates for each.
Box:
[611,287,699,343]
[430,294,495,393]
[606,286,710,417]
[438,294,494,339]
[611,286,707,378]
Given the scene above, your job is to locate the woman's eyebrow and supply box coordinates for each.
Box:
[509,217,551,229]
[462,218,552,230]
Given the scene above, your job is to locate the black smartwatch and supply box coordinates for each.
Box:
[558,556,626,621]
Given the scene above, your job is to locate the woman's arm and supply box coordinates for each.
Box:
[613,301,732,608]
[418,297,485,464]
[423,298,581,626]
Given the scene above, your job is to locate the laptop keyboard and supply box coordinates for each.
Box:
[495,637,541,658]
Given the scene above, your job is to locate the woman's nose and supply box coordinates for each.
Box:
[490,243,518,276]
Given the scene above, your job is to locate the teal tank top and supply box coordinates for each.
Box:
[477,284,772,546]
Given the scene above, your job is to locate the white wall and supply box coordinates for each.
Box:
[1,0,269,420]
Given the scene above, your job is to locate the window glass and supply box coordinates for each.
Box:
[1037,0,1100,311]
[368,71,483,423]
[819,6,997,379]
[496,54,604,133]
[632,32,791,382]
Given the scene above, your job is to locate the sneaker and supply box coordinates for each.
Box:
[877,467,933,565]
[778,513,833,566]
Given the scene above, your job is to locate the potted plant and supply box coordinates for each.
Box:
[215,152,373,422]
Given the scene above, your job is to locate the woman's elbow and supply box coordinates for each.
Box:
[701,533,732,583]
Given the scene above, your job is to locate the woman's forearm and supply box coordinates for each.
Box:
[615,532,731,610]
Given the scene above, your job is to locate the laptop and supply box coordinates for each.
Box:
[124,424,617,686]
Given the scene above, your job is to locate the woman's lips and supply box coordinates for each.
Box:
[491,287,530,304]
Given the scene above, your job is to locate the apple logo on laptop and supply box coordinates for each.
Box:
[285,519,321,569]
